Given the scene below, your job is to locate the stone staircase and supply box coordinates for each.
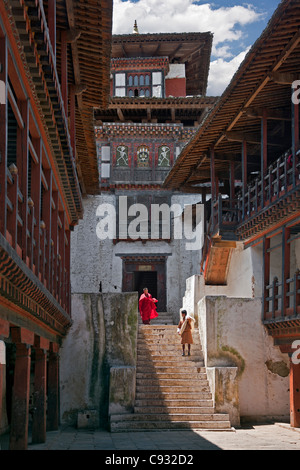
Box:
[138,311,173,325]
[110,324,232,432]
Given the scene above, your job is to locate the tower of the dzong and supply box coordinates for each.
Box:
[71,23,216,315]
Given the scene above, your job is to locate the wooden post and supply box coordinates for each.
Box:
[61,31,68,115]
[290,359,300,428]
[47,343,59,431]
[282,226,290,318]
[51,190,58,296]
[48,0,56,61]
[292,87,299,187]
[43,169,53,287]
[0,320,9,435]
[210,146,216,229]
[261,109,268,208]
[9,327,34,450]
[32,336,49,444]
[262,236,270,321]
[0,35,7,236]
[31,138,42,275]
[229,160,235,206]
[70,87,76,156]
[242,140,247,219]
[16,99,29,263]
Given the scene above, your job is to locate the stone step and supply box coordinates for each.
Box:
[110,413,230,423]
[137,374,208,387]
[138,329,181,336]
[137,354,204,363]
[136,372,208,380]
[134,399,214,408]
[137,345,200,353]
[136,366,206,374]
[110,420,232,432]
[109,324,232,433]
[134,406,215,414]
[135,391,213,400]
[135,385,211,394]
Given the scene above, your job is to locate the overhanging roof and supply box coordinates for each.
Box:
[55,0,113,195]
[111,32,213,97]
[163,0,300,191]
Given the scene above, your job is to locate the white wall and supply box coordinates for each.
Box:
[71,194,203,318]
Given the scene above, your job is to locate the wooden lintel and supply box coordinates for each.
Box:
[11,327,34,346]
[225,131,283,147]
[212,240,236,248]
[269,72,299,85]
[245,107,291,121]
[226,131,260,144]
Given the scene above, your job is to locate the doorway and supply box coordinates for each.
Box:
[121,255,167,311]
[133,271,157,300]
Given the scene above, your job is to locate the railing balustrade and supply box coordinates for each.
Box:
[211,147,300,233]
[264,270,300,322]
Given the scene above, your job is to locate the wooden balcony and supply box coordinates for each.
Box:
[210,147,300,242]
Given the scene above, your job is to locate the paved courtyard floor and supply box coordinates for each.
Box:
[1,422,299,452]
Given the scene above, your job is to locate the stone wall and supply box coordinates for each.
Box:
[181,242,291,425]
[59,292,138,428]
[198,296,289,424]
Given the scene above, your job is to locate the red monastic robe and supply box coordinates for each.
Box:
[139,293,158,324]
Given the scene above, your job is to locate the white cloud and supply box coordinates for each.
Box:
[112,0,263,95]
[207,48,250,96]
[113,1,260,45]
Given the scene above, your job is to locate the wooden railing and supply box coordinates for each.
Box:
[264,270,300,322]
[211,148,300,235]
[3,161,71,315]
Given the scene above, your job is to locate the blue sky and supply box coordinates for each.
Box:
[112,0,281,95]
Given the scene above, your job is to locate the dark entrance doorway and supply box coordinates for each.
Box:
[121,255,167,311]
[133,271,157,300]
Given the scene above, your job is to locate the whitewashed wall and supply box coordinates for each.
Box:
[71,194,203,319]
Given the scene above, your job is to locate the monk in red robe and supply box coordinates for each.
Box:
[139,287,158,324]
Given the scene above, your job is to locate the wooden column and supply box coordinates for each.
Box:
[58,211,66,306]
[292,88,299,187]
[9,327,34,450]
[262,236,270,321]
[261,109,268,208]
[32,336,49,444]
[31,138,42,274]
[43,169,53,287]
[290,359,300,428]
[229,160,235,203]
[210,146,216,229]
[282,226,291,318]
[0,35,7,237]
[51,190,58,296]
[61,31,68,115]
[48,0,56,60]
[65,229,71,315]
[70,87,76,156]
[242,140,247,219]
[47,343,59,431]
[16,99,29,263]
[0,320,9,434]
